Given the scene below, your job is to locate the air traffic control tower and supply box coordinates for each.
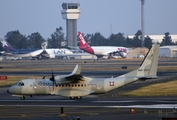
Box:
[61,3,81,47]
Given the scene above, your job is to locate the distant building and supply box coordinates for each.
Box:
[127,34,177,43]
[159,46,177,58]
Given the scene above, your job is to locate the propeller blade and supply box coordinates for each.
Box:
[50,70,55,81]
[49,70,55,91]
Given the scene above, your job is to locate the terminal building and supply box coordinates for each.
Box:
[159,46,177,58]
[61,3,81,47]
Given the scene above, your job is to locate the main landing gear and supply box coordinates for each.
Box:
[20,96,25,100]
[70,96,82,100]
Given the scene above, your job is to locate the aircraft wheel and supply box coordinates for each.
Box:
[76,96,82,99]
[70,97,75,100]
[20,96,25,100]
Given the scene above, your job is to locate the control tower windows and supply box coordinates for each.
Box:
[68,6,78,9]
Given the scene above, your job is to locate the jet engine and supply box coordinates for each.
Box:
[48,54,55,58]
[119,52,127,58]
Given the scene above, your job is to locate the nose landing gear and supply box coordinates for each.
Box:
[20,96,25,100]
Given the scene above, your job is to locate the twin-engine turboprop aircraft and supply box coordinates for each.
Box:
[7,44,160,100]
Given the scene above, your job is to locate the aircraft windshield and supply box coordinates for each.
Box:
[18,82,24,86]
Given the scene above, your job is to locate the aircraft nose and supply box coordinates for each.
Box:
[7,88,12,94]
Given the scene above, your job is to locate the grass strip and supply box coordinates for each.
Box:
[122,80,177,96]
[0,76,49,87]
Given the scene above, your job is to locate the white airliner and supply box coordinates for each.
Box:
[0,37,73,60]
[44,48,73,59]
[78,32,130,59]
[7,44,160,100]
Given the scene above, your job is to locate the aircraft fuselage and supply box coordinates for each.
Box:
[8,76,138,98]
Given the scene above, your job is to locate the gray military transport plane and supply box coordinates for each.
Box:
[7,44,160,100]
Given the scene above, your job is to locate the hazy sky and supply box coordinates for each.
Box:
[0,0,177,39]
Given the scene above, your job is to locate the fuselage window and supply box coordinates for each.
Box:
[72,84,74,87]
[81,84,83,87]
[38,82,42,86]
[84,84,86,87]
[75,84,77,87]
[78,84,80,87]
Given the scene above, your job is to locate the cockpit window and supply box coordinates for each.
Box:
[18,82,24,86]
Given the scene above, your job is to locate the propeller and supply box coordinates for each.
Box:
[49,70,55,91]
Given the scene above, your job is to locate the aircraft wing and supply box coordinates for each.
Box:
[64,74,84,83]
[54,64,85,84]
[100,51,117,56]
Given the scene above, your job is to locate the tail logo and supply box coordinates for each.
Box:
[78,33,86,45]
[0,40,13,50]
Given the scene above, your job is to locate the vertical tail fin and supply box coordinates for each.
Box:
[78,32,89,49]
[119,44,160,78]
[41,41,48,50]
[0,37,14,51]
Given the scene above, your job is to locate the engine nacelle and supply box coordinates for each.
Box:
[49,54,55,58]
[54,75,71,84]
[119,52,127,58]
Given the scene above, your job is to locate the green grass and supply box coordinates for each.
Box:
[123,80,177,96]
[0,76,49,87]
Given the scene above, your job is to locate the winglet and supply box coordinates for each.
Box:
[71,64,81,75]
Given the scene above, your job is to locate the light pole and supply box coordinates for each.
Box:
[140,0,145,48]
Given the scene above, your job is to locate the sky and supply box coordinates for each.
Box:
[0,0,177,39]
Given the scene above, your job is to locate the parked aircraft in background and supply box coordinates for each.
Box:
[78,32,130,59]
[0,37,47,60]
[44,48,73,59]
[0,37,73,60]
[7,44,160,100]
